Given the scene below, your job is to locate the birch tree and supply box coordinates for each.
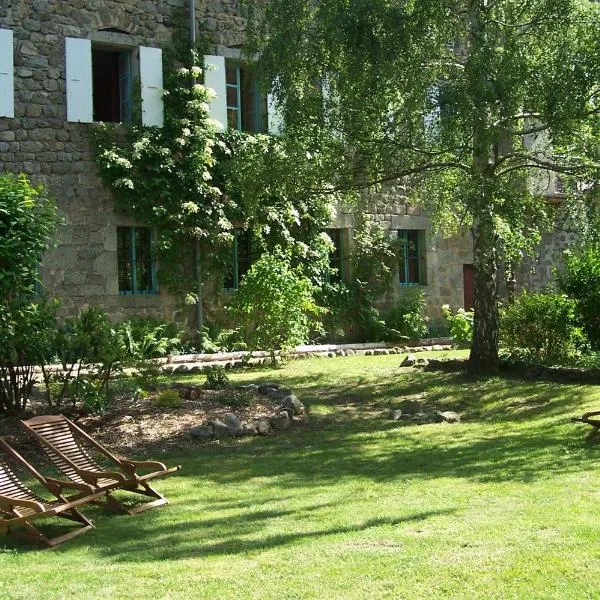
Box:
[246,0,600,371]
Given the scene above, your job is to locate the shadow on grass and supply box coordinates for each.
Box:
[89,507,455,562]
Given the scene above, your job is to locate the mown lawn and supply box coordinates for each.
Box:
[2,351,600,599]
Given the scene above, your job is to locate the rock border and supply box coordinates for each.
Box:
[187,382,306,442]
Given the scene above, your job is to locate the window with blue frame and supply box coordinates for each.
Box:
[117,226,156,294]
[398,229,426,285]
[226,61,267,133]
[224,229,253,290]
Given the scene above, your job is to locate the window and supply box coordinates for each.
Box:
[398,230,426,285]
[65,38,163,126]
[224,229,253,290]
[225,61,267,133]
[92,47,132,123]
[117,227,156,294]
[326,228,349,283]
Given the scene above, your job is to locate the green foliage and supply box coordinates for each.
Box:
[384,289,429,341]
[0,299,58,413]
[321,219,399,342]
[43,306,124,412]
[93,50,230,298]
[203,365,230,389]
[499,293,587,365]
[442,305,474,349]
[192,325,245,354]
[153,388,183,408]
[229,253,323,357]
[0,173,57,413]
[557,243,600,349]
[0,173,56,299]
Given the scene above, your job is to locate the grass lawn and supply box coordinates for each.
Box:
[2,351,600,599]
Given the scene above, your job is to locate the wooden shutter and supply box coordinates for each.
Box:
[139,46,164,127]
[65,37,93,123]
[0,29,14,118]
[203,55,227,131]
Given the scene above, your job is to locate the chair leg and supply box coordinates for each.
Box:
[8,520,53,547]
[117,482,169,515]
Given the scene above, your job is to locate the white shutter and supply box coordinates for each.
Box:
[65,37,93,123]
[0,29,14,118]
[203,55,227,131]
[267,91,284,135]
[139,46,164,127]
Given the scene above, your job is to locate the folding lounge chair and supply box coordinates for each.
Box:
[21,415,180,515]
[0,437,104,547]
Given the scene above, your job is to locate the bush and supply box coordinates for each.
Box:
[203,365,230,389]
[384,289,429,341]
[441,305,474,348]
[43,306,124,412]
[153,389,183,408]
[0,173,57,413]
[228,253,322,359]
[557,244,600,349]
[499,292,586,364]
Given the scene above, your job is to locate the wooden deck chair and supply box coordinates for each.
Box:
[0,438,104,547]
[21,415,180,515]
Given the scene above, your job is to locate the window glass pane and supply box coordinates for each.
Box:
[118,51,132,124]
[226,64,238,86]
[134,227,152,291]
[398,229,424,285]
[117,227,133,292]
[226,85,239,108]
[227,108,239,130]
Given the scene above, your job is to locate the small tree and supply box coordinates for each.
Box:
[0,173,56,413]
[228,252,322,360]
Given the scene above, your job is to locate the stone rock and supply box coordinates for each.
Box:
[401,354,417,367]
[281,394,305,416]
[191,425,213,441]
[118,415,134,424]
[256,418,271,435]
[209,419,231,439]
[240,383,259,391]
[436,411,461,424]
[258,382,279,395]
[432,345,444,351]
[388,409,403,421]
[346,349,356,356]
[327,352,336,358]
[270,412,291,430]
[415,357,429,367]
[398,398,424,415]
[223,413,244,436]
[336,350,346,357]
[413,412,433,425]
[241,422,259,436]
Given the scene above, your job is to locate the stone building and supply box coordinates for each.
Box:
[1,0,547,333]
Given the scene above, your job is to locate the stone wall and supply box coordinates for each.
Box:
[0,0,249,325]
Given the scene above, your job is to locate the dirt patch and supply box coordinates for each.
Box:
[0,387,288,457]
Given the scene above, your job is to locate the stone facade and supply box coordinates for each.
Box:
[0,0,476,330]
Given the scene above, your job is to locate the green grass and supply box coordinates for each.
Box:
[2,351,600,599]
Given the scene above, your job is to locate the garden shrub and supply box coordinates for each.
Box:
[384,289,429,341]
[557,243,600,349]
[153,389,183,408]
[441,305,474,348]
[43,306,125,412]
[203,365,230,389]
[0,173,57,413]
[228,253,322,359]
[499,292,586,364]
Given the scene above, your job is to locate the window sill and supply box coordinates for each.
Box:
[119,290,159,296]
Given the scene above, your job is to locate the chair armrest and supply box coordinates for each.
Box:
[45,476,95,496]
[77,468,127,486]
[0,494,45,512]
[120,459,168,476]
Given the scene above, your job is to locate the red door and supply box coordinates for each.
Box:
[463,264,474,310]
